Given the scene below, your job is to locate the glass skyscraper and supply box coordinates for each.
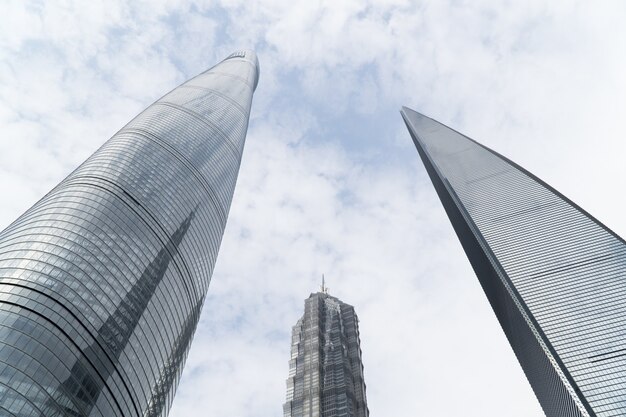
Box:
[0,50,259,417]
[401,106,626,417]
[283,288,369,417]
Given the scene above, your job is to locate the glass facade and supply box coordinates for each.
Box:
[284,292,369,417]
[0,50,259,417]
[401,106,626,417]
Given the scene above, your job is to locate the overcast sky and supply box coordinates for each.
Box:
[2,1,626,416]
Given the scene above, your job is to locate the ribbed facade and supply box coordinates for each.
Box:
[401,106,626,417]
[0,50,259,417]
[284,293,368,417]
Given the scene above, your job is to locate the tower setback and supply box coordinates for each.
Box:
[284,291,369,417]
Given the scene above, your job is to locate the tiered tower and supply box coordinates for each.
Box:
[284,287,369,417]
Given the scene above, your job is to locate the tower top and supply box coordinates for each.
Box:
[320,274,329,294]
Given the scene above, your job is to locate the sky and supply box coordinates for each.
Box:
[1,1,626,416]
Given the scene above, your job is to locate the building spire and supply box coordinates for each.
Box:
[320,274,329,294]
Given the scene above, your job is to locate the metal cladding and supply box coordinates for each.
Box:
[401,106,626,417]
[284,292,369,417]
[0,50,258,417]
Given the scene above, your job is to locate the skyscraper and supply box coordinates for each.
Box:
[284,286,369,417]
[0,50,259,417]
[401,106,626,417]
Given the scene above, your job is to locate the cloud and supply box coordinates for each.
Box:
[169,106,543,416]
[2,1,626,417]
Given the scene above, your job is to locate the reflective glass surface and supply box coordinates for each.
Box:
[402,106,626,417]
[0,50,259,417]
[283,293,369,417]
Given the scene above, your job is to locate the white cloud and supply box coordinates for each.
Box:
[2,1,626,416]
[169,112,541,416]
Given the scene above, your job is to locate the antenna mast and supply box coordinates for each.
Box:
[321,274,329,294]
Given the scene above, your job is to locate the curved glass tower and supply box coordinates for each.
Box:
[0,50,259,417]
[402,106,626,417]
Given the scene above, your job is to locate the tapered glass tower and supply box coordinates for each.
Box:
[283,288,369,417]
[401,106,626,417]
[0,50,259,417]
